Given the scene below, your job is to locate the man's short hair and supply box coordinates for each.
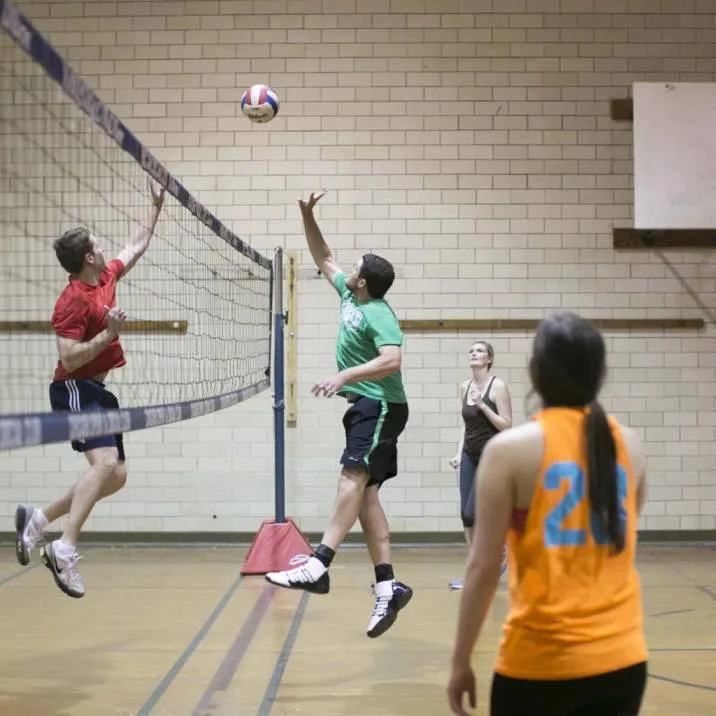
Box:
[53,227,92,274]
[360,253,395,299]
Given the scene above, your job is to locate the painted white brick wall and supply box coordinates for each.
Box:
[1,0,716,535]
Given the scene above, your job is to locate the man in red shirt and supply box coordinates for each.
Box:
[14,179,166,599]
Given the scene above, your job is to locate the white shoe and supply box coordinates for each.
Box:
[14,505,44,566]
[265,556,330,594]
[367,579,413,638]
[40,541,85,598]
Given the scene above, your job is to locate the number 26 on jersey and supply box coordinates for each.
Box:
[543,461,628,548]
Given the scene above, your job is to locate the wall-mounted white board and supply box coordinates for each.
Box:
[634,82,716,229]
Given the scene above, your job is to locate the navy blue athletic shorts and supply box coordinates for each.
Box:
[340,396,409,487]
[49,378,125,462]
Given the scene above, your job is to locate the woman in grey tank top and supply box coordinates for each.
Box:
[449,340,513,590]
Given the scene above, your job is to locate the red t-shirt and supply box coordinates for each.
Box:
[52,258,127,381]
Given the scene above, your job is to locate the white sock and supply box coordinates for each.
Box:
[374,580,394,598]
[55,539,77,557]
[305,556,327,579]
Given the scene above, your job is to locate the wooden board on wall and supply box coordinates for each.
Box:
[610,97,633,121]
[613,228,716,249]
[400,318,704,332]
[611,87,716,247]
[0,320,188,334]
[286,251,298,428]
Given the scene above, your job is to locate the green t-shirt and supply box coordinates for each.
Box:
[332,272,407,404]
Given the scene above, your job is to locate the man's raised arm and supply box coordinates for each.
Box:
[299,189,342,286]
[116,178,166,277]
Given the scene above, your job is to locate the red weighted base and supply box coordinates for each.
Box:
[240,518,313,575]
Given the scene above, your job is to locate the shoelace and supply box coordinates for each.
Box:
[61,554,84,590]
[371,594,391,618]
[286,565,316,584]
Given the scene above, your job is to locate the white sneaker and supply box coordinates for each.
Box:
[14,505,44,566]
[450,552,505,591]
[367,579,413,638]
[265,556,330,595]
[40,541,85,598]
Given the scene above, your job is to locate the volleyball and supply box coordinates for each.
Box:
[240,84,280,124]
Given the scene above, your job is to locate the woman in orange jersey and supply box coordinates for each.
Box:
[447,311,648,716]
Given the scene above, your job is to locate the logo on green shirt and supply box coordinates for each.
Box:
[333,272,407,404]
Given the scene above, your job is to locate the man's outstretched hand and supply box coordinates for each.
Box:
[148,177,166,210]
[298,189,327,216]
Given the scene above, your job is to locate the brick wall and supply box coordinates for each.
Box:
[2,0,715,537]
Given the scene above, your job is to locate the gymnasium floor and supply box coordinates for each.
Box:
[0,544,713,716]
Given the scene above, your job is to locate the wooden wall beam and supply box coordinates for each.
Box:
[614,228,716,249]
[0,320,188,334]
[285,250,298,428]
[610,98,634,121]
[609,97,716,247]
[400,318,704,332]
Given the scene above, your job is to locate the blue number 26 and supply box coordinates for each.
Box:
[543,461,628,548]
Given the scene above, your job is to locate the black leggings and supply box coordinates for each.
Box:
[459,449,481,528]
[491,662,648,716]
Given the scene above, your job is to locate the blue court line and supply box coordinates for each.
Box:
[649,608,694,618]
[136,573,244,716]
[649,673,716,693]
[0,564,38,587]
[696,585,716,602]
[191,585,276,715]
[256,591,310,716]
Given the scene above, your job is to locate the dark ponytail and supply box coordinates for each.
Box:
[585,400,624,554]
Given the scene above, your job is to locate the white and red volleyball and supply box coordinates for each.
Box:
[240,84,280,124]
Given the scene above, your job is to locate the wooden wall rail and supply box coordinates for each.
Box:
[400,318,704,332]
[0,320,188,334]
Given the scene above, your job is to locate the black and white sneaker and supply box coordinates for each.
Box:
[265,556,330,595]
[367,579,413,638]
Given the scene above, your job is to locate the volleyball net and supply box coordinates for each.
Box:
[0,0,277,451]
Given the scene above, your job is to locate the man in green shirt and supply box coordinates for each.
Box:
[266,189,412,639]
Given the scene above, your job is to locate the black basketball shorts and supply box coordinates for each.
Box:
[340,396,409,487]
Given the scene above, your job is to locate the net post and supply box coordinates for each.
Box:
[272,247,286,524]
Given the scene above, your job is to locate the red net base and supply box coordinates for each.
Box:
[240,519,314,575]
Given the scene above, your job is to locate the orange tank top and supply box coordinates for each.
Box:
[495,407,648,681]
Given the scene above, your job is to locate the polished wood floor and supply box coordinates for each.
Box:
[0,544,713,715]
